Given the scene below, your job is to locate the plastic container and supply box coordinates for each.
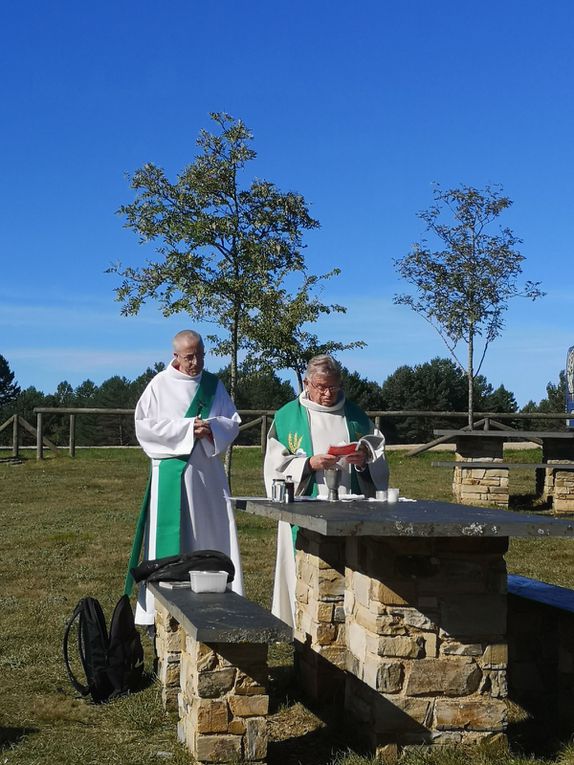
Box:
[189,570,229,593]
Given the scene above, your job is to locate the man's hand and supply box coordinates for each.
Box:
[309,453,339,471]
[194,415,214,442]
[344,445,369,468]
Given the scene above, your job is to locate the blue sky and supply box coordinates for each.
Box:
[1,1,573,407]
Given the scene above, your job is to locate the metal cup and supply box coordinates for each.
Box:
[272,480,286,502]
[324,468,341,501]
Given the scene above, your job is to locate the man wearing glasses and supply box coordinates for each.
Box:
[264,354,387,626]
[126,329,244,627]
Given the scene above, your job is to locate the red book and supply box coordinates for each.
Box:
[327,443,359,457]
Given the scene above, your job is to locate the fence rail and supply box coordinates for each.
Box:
[0,408,571,460]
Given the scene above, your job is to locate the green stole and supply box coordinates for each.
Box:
[273,397,372,546]
[124,370,219,595]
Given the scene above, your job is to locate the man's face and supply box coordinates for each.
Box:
[305,371,341,406]
[173,338,205,377]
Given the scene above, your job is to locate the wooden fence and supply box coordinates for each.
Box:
[0,408,571,460]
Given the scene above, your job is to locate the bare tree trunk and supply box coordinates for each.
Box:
[296,369,303,393]
[467,331,474,429]
[224,318,239,488]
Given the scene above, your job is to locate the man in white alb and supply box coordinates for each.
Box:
[125,330,244,625]
[264,354,388,627]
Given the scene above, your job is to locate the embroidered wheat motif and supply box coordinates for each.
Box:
[288,432,303,454]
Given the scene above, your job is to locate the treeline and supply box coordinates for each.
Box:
[0,356,568,447]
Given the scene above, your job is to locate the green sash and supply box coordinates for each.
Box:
[273,397,371,496]
[124,370,219,595]
[273,397,372,547]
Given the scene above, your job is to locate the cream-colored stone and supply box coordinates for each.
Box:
[369,635,425,659]
[363,656,404,693]
[228,694,269,717]
[196,667,236,698]
[352,570,372,607]
[434,698,507,731]
[441,641,483,656]
[481,643,508,668]
[390,607,437,631]
[192,698,230,734]
[405,658,481,696]
[423,632,438,658]
[347,621,367,661]
[194,734,242,762]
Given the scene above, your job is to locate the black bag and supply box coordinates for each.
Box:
[131,549,235,584]
[63,594,144,703]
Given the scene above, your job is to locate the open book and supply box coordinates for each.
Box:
[327,442,359,457]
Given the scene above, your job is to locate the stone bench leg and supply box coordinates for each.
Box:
[154,604,270,764]
[453,438,508,507]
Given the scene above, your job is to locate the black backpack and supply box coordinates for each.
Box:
[63,594,144,703]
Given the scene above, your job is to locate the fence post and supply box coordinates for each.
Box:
[36,412,44,460]
[12,414,19,459]
[69,414,76,457]
[375,415,381,432]
[261,414,268,456]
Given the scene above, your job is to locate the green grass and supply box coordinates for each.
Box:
[1,446,573,764]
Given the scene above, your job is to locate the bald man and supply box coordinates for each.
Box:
[126,330,244,626]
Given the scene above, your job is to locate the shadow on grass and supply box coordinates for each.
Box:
[0,726,38,750]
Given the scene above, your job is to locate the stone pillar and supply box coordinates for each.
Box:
[452,437,509,507]
[543,439,574,513]
[154,601,270,764]
[178,638,269,765]
[344,536,508,757]
[294,529,346,702]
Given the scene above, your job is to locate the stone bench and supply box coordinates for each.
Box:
[149,583,292,765]
[507,574,574,735]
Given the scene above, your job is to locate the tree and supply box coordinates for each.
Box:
[0,355,21,412]
[243,273,366,390]
[109,112,320,408]
[394,184,544,427]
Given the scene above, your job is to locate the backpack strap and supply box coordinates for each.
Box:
[62,599,90,697]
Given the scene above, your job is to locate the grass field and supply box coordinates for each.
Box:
[2,447,574,765]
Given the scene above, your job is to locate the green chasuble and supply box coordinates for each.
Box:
[124,371,219,595]
[273,397,372,546]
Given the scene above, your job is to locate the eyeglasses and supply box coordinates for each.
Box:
[307,379,341,394]
[176,351,204,362]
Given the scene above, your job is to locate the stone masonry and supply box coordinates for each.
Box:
[294,534,509,758]
[452,437,509,507]
[155,601,269,764]
[543,439,574,513]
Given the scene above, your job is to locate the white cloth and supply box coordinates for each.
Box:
[134,363,244,624]
[264,392,387,627]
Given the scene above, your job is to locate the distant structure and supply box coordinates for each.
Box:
[567,346,574,428]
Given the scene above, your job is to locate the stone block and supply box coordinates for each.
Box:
[344,587,355,615]
[347,621,367,661]
[441,641,483,656]
[482,643,508,668]
[234,670,267,696]
[368,634,425,659]
[352,570,372,607]
[228,694,269,717]
[363,656,404,693]
[479,669,508,698]
[158,655,180,687]
[371,579,416,606]
[389,607,437,631]
[194,734,242,763]
[197,667,237,698]
[405,658,481,696]
[373,696,432,733]
[434,699,507,731]
[193,699,230,734]
[245,717,267,760]
[423,632,438,658]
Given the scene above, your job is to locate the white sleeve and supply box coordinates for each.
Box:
[199,382,241,457]
[134,383,197,459]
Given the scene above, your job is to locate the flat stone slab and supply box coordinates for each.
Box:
[149,584,292,644]
[508,574,574,613]
[233,498,574,539]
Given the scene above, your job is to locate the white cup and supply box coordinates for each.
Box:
[376,490,388,501]
[387,488,399,503]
